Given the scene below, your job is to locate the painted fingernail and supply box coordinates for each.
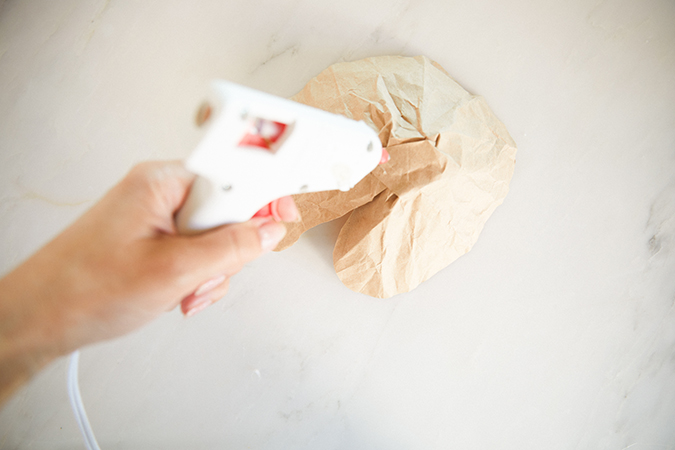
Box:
[258,220,286,252]
[184,294,213,317]
[275,196,300,222]
[194,274,226,297]
[269,199,283,222]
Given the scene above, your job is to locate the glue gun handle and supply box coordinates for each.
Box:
[176,176,230,235]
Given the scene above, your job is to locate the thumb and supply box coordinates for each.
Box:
[171,217,286,287]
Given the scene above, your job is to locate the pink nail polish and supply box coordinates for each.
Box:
[184,294,212,317]
[258,221,286,252]
[275,196,300,222]
[195,274,226,297]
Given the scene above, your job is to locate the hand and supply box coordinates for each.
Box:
[0,161,297,403]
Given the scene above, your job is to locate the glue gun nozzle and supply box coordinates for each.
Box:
[379,148,390,165]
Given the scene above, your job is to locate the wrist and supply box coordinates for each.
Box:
[0,253,72,404]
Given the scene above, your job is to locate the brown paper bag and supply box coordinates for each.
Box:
[276,55,517,298]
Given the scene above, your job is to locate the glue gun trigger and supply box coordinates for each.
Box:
[252,196,298,222]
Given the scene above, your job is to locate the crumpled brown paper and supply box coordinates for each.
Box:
[277,55,517,298]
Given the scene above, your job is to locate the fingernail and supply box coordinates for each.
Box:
[275,196,300,222]
[258,220,286,252]
[194,274,226,297]
[269,199,283,222]
[183,294,213,317]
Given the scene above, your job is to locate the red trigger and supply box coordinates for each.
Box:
[253,199,282,221]
[239,118,287,152]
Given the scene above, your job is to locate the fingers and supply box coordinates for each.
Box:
[253,196,300,222]
[272,196,300,222]
[123,161,194,208]
[125,161,297,315]
[171,211,292,317]
[181,277,231,316]
[111,161,195,236]
[175,218,285,315]
[170,217,286,288]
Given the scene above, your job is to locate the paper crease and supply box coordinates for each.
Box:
[276,55,517,298]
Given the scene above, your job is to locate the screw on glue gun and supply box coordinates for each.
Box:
[175,81,389,235]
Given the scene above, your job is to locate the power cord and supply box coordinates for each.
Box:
[67,350,101,450]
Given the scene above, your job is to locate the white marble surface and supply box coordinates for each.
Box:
[1,0,674,448]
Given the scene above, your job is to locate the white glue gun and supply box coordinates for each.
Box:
[176,81,387,234]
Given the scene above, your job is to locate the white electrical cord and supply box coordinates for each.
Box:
[67,350,102,450]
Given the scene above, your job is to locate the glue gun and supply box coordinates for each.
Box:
[176,81,388,234]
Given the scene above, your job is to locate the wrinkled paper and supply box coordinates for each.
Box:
[277,55,517,298]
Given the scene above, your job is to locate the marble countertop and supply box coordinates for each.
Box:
[1,0,674,449]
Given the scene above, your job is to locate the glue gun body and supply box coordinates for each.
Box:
[176,81,384,234]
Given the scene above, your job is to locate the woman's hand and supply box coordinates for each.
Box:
[0,160,296,403]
